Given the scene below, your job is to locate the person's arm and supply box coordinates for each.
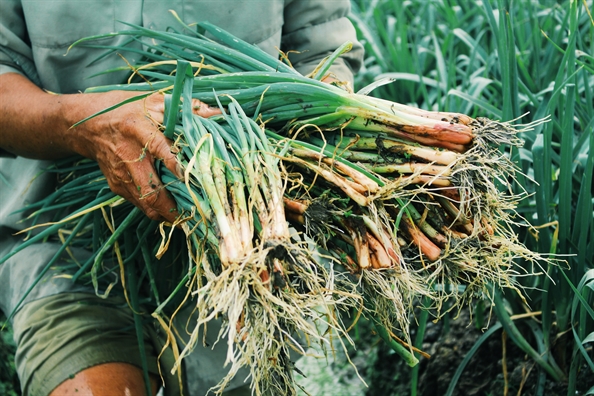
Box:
[0,72,218,222]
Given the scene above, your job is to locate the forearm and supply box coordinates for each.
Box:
[0,73,79,159]
[0,72,222,222]
[0,72,157,163]
[0,72,179,221]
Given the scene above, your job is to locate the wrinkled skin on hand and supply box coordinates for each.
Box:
[93,79,339,222]
[66,91,221,223]
[0,72,220,223]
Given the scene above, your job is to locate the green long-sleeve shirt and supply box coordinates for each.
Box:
[0,0,362,91]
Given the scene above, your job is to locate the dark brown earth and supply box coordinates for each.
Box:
[354,308,594,396]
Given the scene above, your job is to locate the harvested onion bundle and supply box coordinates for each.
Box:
[1,18,547,395]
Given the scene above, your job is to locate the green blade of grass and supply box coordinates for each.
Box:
[163,60,192,139]
[445,322,503,396]
[71,92,153,128]
[447,89,502,118]
[494,290,564,382]
[5,213,92,324]
[410,297,430,396]
[126,262,153,396]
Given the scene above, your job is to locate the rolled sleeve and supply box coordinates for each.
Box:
[0,0,38,157]
[282,0,364,84]
[0,0,40,84]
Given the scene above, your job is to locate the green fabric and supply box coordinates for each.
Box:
[0,0,362,93]
[11,292,180,396]
[10,291,269,396]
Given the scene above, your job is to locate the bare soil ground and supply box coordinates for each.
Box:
[359,309,594,396]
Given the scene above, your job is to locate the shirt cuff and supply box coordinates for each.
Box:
[0,63,25,77]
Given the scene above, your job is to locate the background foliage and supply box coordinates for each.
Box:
[348,0,593,395]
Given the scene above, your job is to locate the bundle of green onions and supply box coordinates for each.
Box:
[1,17,548,395]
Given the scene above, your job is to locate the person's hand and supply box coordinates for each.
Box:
[64,90,220,222]
[321,75,353,92]
[0,73,218,223]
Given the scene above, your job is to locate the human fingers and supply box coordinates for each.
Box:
[321,75,353,92]
[91,97,179,221]
[191,98,222,117]
[142,93,218,172]
[143,93,221,123]
[103,143,179,223]
[75,91,218,221]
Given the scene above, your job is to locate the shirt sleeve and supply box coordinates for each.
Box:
[281,0,364,86]
[0,0,38,157]
[0,0,40,85]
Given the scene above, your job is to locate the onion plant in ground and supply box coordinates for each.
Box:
[349,0,593,395]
